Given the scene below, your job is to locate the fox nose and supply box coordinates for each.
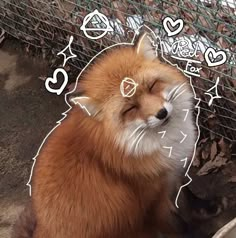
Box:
[155,107,168,120]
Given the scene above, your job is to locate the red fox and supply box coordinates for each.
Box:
[14,32,198,238]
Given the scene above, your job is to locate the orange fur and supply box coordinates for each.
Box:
[31,34,191,238]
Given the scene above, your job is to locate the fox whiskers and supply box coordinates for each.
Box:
[172,89,187,101]
[128,124,144,139]
[129,125,147,154]
[167,83,186,102]
[134,130,146,154]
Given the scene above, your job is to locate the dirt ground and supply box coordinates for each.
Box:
[0,40,235,238]
[0,42,67,237]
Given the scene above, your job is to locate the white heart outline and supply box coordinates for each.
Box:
[204,47,227,67]
[163,17,184,37]
[45,68,68,95]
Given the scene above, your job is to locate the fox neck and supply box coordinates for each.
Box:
[72,108,175,180]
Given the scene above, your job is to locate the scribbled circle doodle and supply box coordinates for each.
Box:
[120,77,139,97]
[80,9,113,40]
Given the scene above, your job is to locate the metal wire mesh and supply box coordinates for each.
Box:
[0,0,235,142]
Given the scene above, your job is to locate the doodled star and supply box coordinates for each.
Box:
[80,9,113,40]
[204,77,222,106]
[57,36,77,67]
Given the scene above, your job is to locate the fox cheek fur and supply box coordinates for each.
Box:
[13,32,197,238]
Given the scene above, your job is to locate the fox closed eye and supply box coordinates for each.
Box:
[149,80,158,93]
[149,80,163,94]
[122,105,137,116]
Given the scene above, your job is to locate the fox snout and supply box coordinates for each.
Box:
[155,107,168,120]
[146,101,173,128]
[155,101,173,120]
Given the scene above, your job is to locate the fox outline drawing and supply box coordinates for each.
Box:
[16,25,202,238]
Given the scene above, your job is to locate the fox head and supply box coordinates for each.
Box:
[70,32,196,161]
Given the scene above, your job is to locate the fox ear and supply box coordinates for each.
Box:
[70,96,99,117]
[135,32,158,60]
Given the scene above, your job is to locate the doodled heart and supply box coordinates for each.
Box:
[163,17,184,37]
[204,48,227,67]
[45,68,68,95]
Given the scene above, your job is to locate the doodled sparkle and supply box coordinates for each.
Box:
[181,157,188,168]
[204,77,222,106]
[57,36,77,67]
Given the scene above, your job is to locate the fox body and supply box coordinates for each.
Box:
[24,33,196,238]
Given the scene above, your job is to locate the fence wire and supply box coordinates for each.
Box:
[0,0,235,142]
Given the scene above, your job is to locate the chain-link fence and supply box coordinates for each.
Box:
[0,0,235,142]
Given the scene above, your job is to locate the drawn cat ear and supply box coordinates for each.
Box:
[135,26,163,61]
[135,32,157,60]
[70,96,99,117]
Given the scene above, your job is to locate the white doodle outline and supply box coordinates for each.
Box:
[136,33,147,55]
[57,36,77,67]
[143,27,201,208]
[182,109,189,122]
[162,146,173,158]
[80,9,113,40]
[163,16,184,37]
[120,77,139,97]
[204,76,222,106]
[179,131,187,144]
[204,47,227,67]
[45,68,68,95]
[158,130,166,139]
[27,25,201,211]
[180,157,188,168]
[70,97,91,116]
